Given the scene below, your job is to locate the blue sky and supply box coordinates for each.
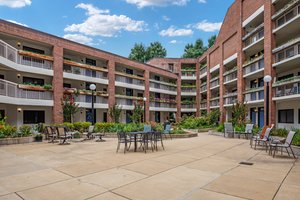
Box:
[0,0,234,58]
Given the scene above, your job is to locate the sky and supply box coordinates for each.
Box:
[0,0,234,58]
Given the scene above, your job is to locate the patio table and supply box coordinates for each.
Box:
[127,131,149,152]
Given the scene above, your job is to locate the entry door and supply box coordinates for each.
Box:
[155,112,161,123]
[86,109,96,124]
[258,107,264,128]
[250,108,257,125]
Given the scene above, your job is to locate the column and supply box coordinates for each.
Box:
[237,0,245,103]
[196,62,201,117]
[107,60,115,122]
[219,43,225,123]
[144,70,150,122]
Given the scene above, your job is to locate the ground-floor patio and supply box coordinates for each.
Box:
[0,133,299,200]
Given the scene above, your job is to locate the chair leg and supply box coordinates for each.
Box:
[254,139,257,150]
[161,140,165,150]
[273,146,277,158]
[116,142,120,153]
[289,146,296,159]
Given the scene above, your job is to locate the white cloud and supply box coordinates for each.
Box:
[162,15,170,21]
[64,3,146,37]
[63,34,93,45]
[0,0,31,8]
[125,0,189,8]
[169,40,177,44]
[193,20,222,32]
[6,19,28,27]
[159,26,193,37]
[198,0,206,3]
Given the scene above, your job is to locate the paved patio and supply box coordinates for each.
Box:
[0,133,299,200]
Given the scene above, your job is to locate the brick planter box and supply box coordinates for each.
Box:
[0,137,35,145]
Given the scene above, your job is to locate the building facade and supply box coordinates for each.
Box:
[1,0,300,128]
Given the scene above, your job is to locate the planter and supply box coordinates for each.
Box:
[198,128,214,133]
[0,137,34,145]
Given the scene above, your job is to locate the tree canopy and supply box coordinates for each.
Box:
[182,35,217,58]
[128,41,166,63]
[208,35,217,48]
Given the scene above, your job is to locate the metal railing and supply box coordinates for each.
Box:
[210,79,220,88]
[275,42,300,63]
[224,71,237,83]
[244,90,264,101]
[63,64,107,79]
[75,95,107,104]
[0,40,53,70]
[149,82,177,91]
[274,83,300,97]
[210,99,220,107]
[115,98,135,106]
[0,79,53,100]
[181,104,196,109]
[200,102,207,108]
[200,66,207,75]
[150,102,176,108]
[274,3,300,29]
[181,71,196,77]
[244,29,264,48]
[115,75,144,85]
[200,84,207,92]
[224,96,237,105]
[243,58,264,76]
[181,87,197,93]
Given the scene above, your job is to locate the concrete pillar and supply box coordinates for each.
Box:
[107,60,115,122]
[196,62,200,117]
[144,70,150,122]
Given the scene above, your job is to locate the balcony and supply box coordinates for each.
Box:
[181,103,197,112]
[200,101,207,109]
[273,40,300,71]
[210,98,220,108]
[115,95,143,110]
[200,83,207,93]
[243,29,264,54]
[0,79,53,106]
[181,71,197,80]
[115,74,145,90]
[75,95,108,109]
[210,77,220,89]
[200,66,207,78]
[273,82,300,101]
[0,40,53,76]
[149,101,177,112]
[224,71,237,85]
[224,96,237,107]
[273,2,300,41]
[243,55,264,78]
[181,86,197,96]
[244,88,264,103]
[149,80,177,95]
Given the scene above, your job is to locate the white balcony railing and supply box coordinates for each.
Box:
[200,102,207,109]
[181,87,197,93]
[224,96,237,105]
[274,42,300,63]
[210,78,220,88]
[274,3,300,30]
[243,57,264,76]
[244,90,264,102]
[0,40,53,70]
[115,75,144,85]
[224,71,237,83]
[0,79,53,100]
[274,83,300,97]
[149,81,177,92]
[210,99,220,107]
[63,64,107,79]
[75,95,108,104]
[244,29,264,48]
[181,104,196,109]
[150,102,176,108]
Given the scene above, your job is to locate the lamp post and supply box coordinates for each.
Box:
[263,75,272,126]
[89,84,96,125]
[143,97,147,123]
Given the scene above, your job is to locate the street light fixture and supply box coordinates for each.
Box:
[89,84,96,125]
[263,75,272,126]
[143,97,147,123]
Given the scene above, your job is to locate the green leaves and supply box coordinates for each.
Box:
[109,104,122,123]
[182,35,216,58]
[128,42,166,62]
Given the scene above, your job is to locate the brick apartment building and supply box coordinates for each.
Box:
[1,0,300,129]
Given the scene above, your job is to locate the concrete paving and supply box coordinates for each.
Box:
[0,133,298,200]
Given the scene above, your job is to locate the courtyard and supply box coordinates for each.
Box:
[0,133,299,200]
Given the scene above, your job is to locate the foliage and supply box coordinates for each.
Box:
[109,104,122,123]
[216,124,225,132]
[293,130,300,146]
[73,122,91,133]
[131,103,144,124]
[34,134,43,141]
[182,39,207,58]
[208,35,217,48]
[0,124,17,138]
[179,116,210,129]
[234,124,246,132]
[63,122,75,131]
[271,128,289,137]
[207,109,221,126]
[61,94,80,123]
[128,42,167,62]
[33,123,44,133]
[231,101,248,126]
[128,43,147,63]
[73,132,81,139]
[171,127,185,134]
[123,123,144,133]
[43,84,53,90]
[19,125,32,137]
[95,123,124,133]
[147,121,164,132]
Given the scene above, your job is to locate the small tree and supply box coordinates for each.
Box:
[231,101,248,126]
[109,104,122,123]
[131,102,144,124]
[207,109,221,126]
[61,94,80,123]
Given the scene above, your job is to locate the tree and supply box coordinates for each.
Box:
[130,102,144,124]
[128,43,147,63]
[146,42,167,61]
[208,35,217,48]
[61,94,80,123]
[109,104,122,123]
[182,39,207,58]
[231,101,248,126]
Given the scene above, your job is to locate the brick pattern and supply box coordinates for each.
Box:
[107,60,115,122]
[144,70,150,122]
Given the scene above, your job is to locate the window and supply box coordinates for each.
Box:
[0,110,5,120]
[168,63,174,72]
[258,59,264,69]
[154,75,160,81]
[86,58,96,66]
[0,74,4,79]
[23,46,45,55]
[23,110,45,124]
[278,109,294,123]
[277,51,285,62]
[137,93,143,97]
[63,65,72,73]
[125,68,133,75]
[285,10,295,22]
[23,77,44,86]
[63,83,71,88]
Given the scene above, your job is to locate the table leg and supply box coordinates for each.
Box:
[134,135,137,152]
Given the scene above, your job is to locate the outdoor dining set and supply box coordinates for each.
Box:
[224,122,297,159]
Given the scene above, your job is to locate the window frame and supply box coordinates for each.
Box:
[23,110,45,124]
[278,109,294,124]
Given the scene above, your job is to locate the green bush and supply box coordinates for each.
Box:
[216,124,224,132]
[19,125,32,137]
[73,122,91,132]
[63,122,75,131]
[73,132,81,139]
[123,123,143,133]
[171,127,185,134]
[0,125,17,138]
[272,128,289,137]
[94,123,125,133]
[179,116,209,129]
[292,130,300,146]
[234,124,246,132]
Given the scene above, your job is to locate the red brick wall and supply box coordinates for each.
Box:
[242,0,265,21]
[209,47,221,69]
[223,33,238,60]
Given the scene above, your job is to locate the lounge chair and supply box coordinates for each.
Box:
[56,127,71,145]
[224,123,235,138]
[253,127,272,151]
[83,126,95,140]
[163,124,172,140]
[269,131,297,158]
[239,124,254,139]
[45,126,57,143]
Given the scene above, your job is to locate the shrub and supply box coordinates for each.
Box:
[216,124,224,132]
[73,132,81,139]
[171,127,185,134]
[73,122,91,132]
[234,124,245,132]
[0,125,17,138]
[206,109,221,126]
[292,129,300,146]
[123,123,143,133]
[19,125,32,137]
[272,128,289,137]
[63,122,75,131]
[94,123,120,133]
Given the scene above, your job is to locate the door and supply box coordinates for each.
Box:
[155,112,161,123]
[86,109,96,124]
[103,112,107,122]
[126,110,132,123]
[250,108,257,125]
[258,107,264,128]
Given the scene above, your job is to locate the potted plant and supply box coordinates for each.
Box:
[34,134,43,142]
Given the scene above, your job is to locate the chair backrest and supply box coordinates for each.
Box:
[165,124,171,132]
[260,126,268,138]
[263,128,271,139]
[143,125,152,132]
[117,132,127,140]
[224,123,233,132]
[285,131,296,145]
[88,126,94,133]
[46,126,52,134]
[56,127,66,137]
[245,124,254,133]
